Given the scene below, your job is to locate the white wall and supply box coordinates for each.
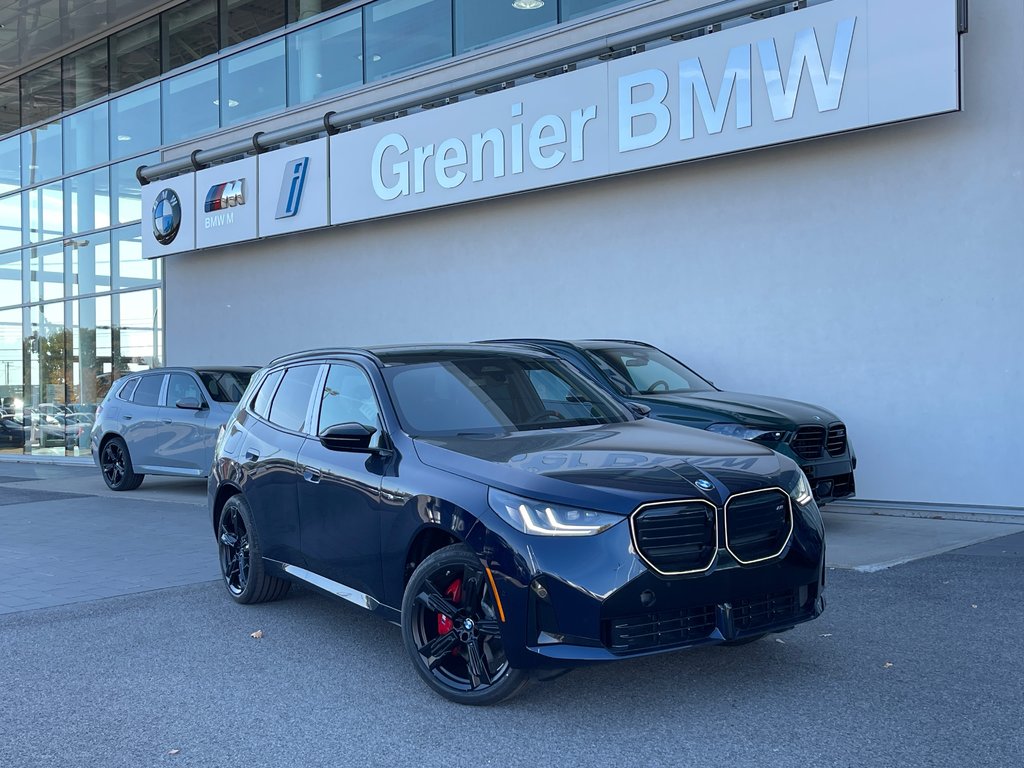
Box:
[166,1,1024,510]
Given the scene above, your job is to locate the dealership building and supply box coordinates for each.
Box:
[0,0,1020,517]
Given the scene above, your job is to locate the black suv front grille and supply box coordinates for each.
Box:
[733,588,802,632]
[604,604,716,653]
[826,423,847,456]
[791,426,826,459]
[631,501,716,574]
[724,489,792,563]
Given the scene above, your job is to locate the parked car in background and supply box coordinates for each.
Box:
[91,366,257,490]
[486,339,856,504]
[209,345,825,705]
[0,413,26,447]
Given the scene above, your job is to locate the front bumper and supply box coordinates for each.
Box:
[473,501,826,669]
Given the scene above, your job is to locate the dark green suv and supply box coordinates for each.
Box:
[488,339,855,505]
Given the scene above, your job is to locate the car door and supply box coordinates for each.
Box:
[151,372,212,473]
[296,362,387,599]
[123,373,167,469]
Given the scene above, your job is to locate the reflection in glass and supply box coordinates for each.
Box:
[220,40,287,127]
[117,288,163,371]
[0,135,19,194]
[65,168,112,235]
[110,85,161,160]
[0,79,19,137]
[0,194,21,251]
[28,242,64,304]
[115,225,160,290]
[0,250,21,308]
[111,19,161,91]
[165,0,220,70]
[25,183,63,244]
[21,122,62,186]
[287,10,362,106]
[364,0,453,82]
[288,0,350,23]
[560,0,624,20]
[63,104,110,174]
[63,39,109,110]
[20,61,62,126]
[162,64,219,145]
[72,295,114,445]
[455,0,556,54]
[113,153,160,225]
[67,231,112,297]
[0,307,23,454]
[226,0,287,46]
[26,302,69,456]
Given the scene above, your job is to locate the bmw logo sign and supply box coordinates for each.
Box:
[695,478,714,492]
[152,188,182,245]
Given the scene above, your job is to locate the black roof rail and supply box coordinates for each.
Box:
[267,347,383,366]
[585,339,655,348]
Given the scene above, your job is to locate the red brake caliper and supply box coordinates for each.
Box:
[436,578,462,642]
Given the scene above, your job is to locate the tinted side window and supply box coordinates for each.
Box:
[318,364,380,433]
[133,374,164,406]
[251,369,283,419]
[268,365,320,431]
[117,377,139,400]
[167,373,203,405]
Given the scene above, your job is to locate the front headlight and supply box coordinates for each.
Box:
[487,488,621,537]
[789,470,815,507]
[706,423,786,443]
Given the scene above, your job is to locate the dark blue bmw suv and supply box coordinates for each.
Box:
[209,345,826,705]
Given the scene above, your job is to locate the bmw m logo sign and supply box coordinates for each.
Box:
[205,179,245,212]
[152,188,181,245]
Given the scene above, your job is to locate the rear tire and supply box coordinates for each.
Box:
[99,437,144,491]
[217,495,290,604]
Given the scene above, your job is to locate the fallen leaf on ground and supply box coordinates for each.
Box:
[971,604,978,609]
[883,661,894,668]
[250,629,264,639]
[774,638,786,644]
[168,749,181,756]
[819,633,833,638]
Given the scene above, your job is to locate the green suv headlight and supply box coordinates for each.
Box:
[488,489,621,537]
[706,423,786,443]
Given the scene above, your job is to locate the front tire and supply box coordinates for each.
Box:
[99,437,144,491]
[402,544,528,706]
[217,495,290,604]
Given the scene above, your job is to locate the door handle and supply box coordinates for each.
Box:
[161,419,172,424]
[303,467,322,484]
[245,449,260,461]
[123,415,133,420]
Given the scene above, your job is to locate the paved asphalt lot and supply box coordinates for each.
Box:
[1,463,1022,768]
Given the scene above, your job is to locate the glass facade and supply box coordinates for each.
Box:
[0,0,644,457]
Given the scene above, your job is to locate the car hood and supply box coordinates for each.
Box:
[638,390,839,428]
[412,419,787,514]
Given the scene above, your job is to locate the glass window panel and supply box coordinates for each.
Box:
[25,183,63,244]
[63,103,109,174]
[287,10,362,106]
[455,0,556,54]
[132,372,164,405]
[364,0,453,82]
[0,306,24,452]
[111,19,161,91]
[21,122,62,186]
[226,0,287,46]
[116,288,163,370]
[288,0,350,23]
[0,78,19,136]
[268,364,319,431]
[114,224,160,290]
[220,40,286,126]
[560,0,624,21]
[165,0,220,70]
[67,230,111,296]
[113,152,159,225]
[161,64,219,145]
[62,39,109,110]
[71,295,113,430]
[110,85,161,160]
[64,168,111,235]
[20,61,62,126]
[28,242,64,303]
[26,302,70,455]
[0,250,21,307]
[0,194,21,251]
[0,135,19,194]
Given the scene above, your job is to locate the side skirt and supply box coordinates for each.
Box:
[265,559,401,624]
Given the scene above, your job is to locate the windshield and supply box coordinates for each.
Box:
[382,355,632,436]
[584,347,715,395]
[197,369,255,403]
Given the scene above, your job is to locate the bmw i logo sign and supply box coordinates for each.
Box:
[152,188,182,245]
[695,479,714,492]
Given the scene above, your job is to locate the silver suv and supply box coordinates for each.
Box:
[90,367,256,491]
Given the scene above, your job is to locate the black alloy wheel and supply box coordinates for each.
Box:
[99,437,144,491]
[216,495,290,605]
[402,544,528,706]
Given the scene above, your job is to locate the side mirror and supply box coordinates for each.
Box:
[320,422,377,452]
[628,402,652,418]
[176,397,204,410]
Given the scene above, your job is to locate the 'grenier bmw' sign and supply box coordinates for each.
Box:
[141,0,960,258]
